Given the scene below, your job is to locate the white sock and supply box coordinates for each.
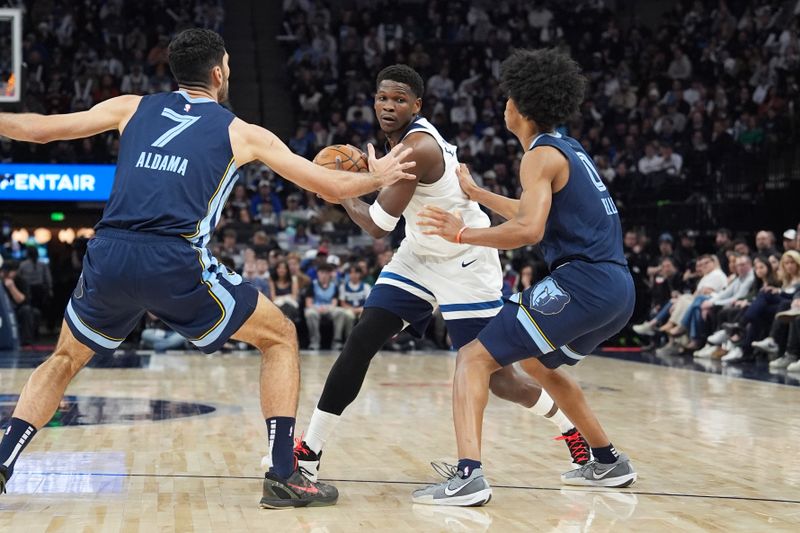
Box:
[530,389,574,434]
[304,408,341,454]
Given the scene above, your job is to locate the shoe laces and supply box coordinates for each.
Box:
[430,461,460,480]
[555,430,591,464]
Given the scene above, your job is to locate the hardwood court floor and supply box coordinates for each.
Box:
[1,349,799,532]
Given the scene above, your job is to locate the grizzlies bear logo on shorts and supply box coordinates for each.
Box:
[529,277,571,315]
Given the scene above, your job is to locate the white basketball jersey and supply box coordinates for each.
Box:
[399,117,490,257]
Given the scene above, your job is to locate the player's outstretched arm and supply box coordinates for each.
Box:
[0,95,141,143]
[418,147,561,250]
[456,163,520,221]
[230,119,415,199]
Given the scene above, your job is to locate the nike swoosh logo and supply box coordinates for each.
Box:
[461,259,477,268]
[591,467,617,480]
[443,481,471,496]
[287,482,320,495]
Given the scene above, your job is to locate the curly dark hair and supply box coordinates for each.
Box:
[376,64,424,98]
[168,29,226,88]
[500,49,586,131]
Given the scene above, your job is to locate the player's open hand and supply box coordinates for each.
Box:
[456,163,481,200]
[367,143,416,188]
[417,205,464,243]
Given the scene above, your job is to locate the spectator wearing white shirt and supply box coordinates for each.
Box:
[637,142,664,175]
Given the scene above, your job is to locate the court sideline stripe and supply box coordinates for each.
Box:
[12,471,800,505]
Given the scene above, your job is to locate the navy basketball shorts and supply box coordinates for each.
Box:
[65,228,259,355]
[478,261,635,369]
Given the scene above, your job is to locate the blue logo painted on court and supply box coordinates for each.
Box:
[0,395,217,427]
[529,277,571,315]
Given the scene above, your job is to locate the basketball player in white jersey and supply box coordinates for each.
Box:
[292,65,591,483]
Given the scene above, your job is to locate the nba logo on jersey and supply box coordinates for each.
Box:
[184,103,191,112]
[529,277,571,315]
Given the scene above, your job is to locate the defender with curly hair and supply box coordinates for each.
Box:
[416,48,637,505]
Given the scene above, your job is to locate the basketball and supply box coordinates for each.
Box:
[313,144,369,172]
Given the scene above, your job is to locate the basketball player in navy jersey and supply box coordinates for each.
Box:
[414,49,637,506]
[0,29,415,507]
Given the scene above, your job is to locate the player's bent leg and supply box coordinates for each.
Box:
[294,307,405,482]
[0,321,95,492]
[517,358,636,488]
[232,293,299,419]
[412,339,498,507]
[489,366,590,466]
[231,294,338,508]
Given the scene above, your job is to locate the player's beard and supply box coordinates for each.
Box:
[218,78,229,103]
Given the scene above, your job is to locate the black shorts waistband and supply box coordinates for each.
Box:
[95,227,190,245]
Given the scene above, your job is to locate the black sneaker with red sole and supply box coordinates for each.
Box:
[260,469,338,508]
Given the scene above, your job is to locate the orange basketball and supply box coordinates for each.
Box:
[313,144,369,172]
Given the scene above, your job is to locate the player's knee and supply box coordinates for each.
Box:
[49,345,93,378]
[256,315,298,355]
[488,372,513,400]
[455,342,497,376]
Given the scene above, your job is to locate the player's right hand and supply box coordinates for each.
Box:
[367,143,416,188]
[456,163,480,200]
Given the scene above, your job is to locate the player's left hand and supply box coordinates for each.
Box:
[417,205,464,243]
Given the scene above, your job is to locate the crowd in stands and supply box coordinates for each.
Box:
[2,0,224,164]
[3,0,800,360]
[628,225,800,369]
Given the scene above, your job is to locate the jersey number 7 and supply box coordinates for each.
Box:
[152,108,201,148]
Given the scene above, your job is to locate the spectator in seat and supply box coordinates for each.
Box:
[18,247,52,318]
[304,263,349,351]
[251,180,282,219]
[141,313,186,353]
[659,143,683,177]
[723,251,800,363]
[339,264,371,337]
[755,230,778,256]
[1,260,38,346]
[782,229,797,252]
[270,260,300,322]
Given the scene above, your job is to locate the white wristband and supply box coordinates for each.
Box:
[368,201,400,231]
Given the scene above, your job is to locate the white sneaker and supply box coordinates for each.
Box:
[632,322,657,336]
[707,329,729,345]
[693,344,716,358]
[769,355,796,370]
[751,337,779,354]
[721,346,744,362]
[786,357,800,372]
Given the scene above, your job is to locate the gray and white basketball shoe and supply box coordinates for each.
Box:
[561,454,637,488]
[412,463,492,507]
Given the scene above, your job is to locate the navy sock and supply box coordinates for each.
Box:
[0,417,37,478]
[592,443,620,464]
[456,458,481,479]
[266,416,296,479]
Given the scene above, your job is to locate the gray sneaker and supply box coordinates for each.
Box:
[561,454,637,488]
[412,463,492,507]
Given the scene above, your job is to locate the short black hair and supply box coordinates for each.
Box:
[500,49,586,131]
[376,64,424,98]
[168,29,226,88]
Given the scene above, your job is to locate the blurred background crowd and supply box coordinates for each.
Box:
[2,0,799,365]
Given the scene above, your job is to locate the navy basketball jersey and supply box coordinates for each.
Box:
[529,132,626,269]
[98,91,238,247]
